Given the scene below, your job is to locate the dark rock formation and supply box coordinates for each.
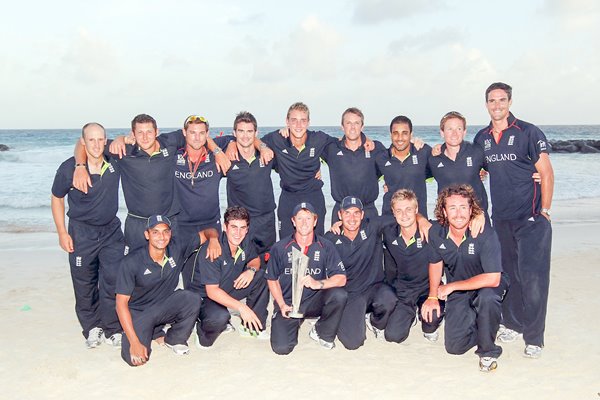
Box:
[0,144,9,151]
[549,140,600,153]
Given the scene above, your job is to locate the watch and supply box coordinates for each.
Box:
[541,208,551,216]
[259,142,268,150]
[213,147,223,155]
[248,267,257,274]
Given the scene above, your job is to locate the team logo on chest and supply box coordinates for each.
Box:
[416,238,422,248]
[365,150,371,158]
[240,251,246,262]
[108,163,115,173]
[412,155,418,165]
[360,230,367,240]
[205,154,211,163]
[287,251,293,263]
[309,148,315,157]
[161,148,169,157]
[177,154,186,166]
[508,136,515,146]
[76,256,82,267]
[124,246,129,256]
[168,257,176,269]
[466,157,473,167]
[468,243,475,255]
[259,160,265,168]
[314,251,320,261]
[484,139,492,151]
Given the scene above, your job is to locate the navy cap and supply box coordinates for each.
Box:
[292,202,317,217]
[340,196,364,211]
[146,215,172,230]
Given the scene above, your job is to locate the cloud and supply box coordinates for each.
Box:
[389,27,465,54]
[350,0,444,24]
[539,0,600,31]
[61,29,120,84]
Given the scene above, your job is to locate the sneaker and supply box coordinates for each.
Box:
[309,325,335,350]
[85,327,104,349]
[165,343,190,356]
[194,333,211,350]
[223,322,235,334]
[365,313,385,340]
[104,333,122,348]
[524,344,542,359]
[423,330,439,342]
[497,325,522,343]
[479,357,498,372]
[238,326,271,340]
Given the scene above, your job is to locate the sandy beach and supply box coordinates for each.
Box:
[1,198,599,400]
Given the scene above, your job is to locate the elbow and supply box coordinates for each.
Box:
[489,273,501,288]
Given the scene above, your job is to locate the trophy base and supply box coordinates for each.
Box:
[288,311,304,319]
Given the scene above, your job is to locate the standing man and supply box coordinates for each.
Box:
[473,82,554,358]
[116,215,217,366]
[422,184,508,372]
[382,189,444,344]
[428,111,489,213]
[226,112,277,265]
[376,115,433,218]
[51,122,125,348]
[324,196,396,350]
[174,115,233,244]
[322,108,386,224]
[266,202,347,354]
[189,206,270,347]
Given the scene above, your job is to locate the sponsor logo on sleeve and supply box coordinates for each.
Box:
[538,140,547,151]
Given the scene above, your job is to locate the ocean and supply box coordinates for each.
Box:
[1,125,599,233]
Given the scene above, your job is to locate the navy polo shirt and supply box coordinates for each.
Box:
[52,156,120,226]
[322,133,386,205]
[474,113,549,220]
[107,131,185,218]
[382,225,432,299]
[266,234,346,305]
[261,130,336,193]
[116,236,199,312]
[324,218,384,294]
[173,135,233,226]
[427,222,502,283]
[428,141,489,212]
[188,232,258,298]
[226,149,276,216]
[376,143,432,217]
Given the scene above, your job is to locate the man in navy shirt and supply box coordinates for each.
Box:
[324,196,396,350]
[51,122,125,349]
[226,112,277,265]
[322,108,386,224]
[189,206,269,347]
[473,82,554,359]
[428,111,488,213]
[422,184,508,372]
[267,202,347,354]
[115,215,218,366]
[376,115,432,218]
[383,189,444,344]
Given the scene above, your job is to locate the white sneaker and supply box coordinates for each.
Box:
[365,313,385,340]
[497,325,522,343]
[479,356,498,372]
[309,326,335,350]
[194,333,211,350]
[423,329,439,342]
[223,322,235,333]
[524,344,542,359]
[104,333,122,348]
[85,327,104,349]
[238,326,270,340]
[165,343,190,356]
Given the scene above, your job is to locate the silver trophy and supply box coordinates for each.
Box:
[289,247,310,318]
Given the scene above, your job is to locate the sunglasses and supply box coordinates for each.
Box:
[184,115,209,126]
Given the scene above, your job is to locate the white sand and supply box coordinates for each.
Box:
[1,198,599,399]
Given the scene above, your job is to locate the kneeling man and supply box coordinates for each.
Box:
[189,206,269,347]
[423,184,508,372]
[116,215,212,366]
[267,202,347,354]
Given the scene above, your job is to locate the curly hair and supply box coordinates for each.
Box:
[434,184,483,226]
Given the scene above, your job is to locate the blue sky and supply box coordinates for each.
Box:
[1,0,598,128]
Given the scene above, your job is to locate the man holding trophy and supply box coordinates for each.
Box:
[266,202,348,354]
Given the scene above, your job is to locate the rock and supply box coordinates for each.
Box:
[548,140,600,153]
[0,144,9,151]
[580,144,600,153]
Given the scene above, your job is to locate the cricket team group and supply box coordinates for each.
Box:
[51,82,554,372]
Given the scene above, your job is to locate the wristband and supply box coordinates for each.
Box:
[319,280,325,290]
[427,296,438,301]
[75,163,87,168]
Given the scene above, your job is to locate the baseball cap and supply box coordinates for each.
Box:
[340,196,364,211]
[146,215,172,230]
[292,202,317,216]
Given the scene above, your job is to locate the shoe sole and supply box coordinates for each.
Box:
[479,360,498,372]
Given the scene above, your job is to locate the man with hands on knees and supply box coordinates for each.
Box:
[188,206,270,348]
[267,202,347,354]
[422,184,508,372]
